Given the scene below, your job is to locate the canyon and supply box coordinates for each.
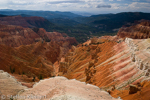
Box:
[57,20,150,100]
[0,16,150,100]
[0,21,77,86]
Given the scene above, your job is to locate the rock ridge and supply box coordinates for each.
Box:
[125,38,150,77]
[17,76,121,100]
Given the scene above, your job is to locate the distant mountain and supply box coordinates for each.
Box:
[74,12,150,31]
[91,12,150,30]
[0,9,13,11]
[0,14,7,17]
[71,11,94,16]
[0,9,82,19]
[0,15,60,32]
[43,12,150,42]
[50,18,80,26]
[19,14,32,17]
[1,11,150,43]
[53,11,82,18]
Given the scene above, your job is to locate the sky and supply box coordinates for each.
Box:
[0,0,150,14]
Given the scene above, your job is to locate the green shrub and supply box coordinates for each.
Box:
[10,66,15,74]
[39,74,43,80]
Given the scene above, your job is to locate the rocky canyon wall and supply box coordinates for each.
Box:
[58,36,150,94]
[117,20,150,39]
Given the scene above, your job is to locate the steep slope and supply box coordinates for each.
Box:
[117,20,150,39]
[111,80,150,100]
[17,76,120,100]
[0,43,54,80]
[0,70,27,100]
[0,25,77,83]
[0,25,77,47]
[0,38,77,80]
[0,25,41,47]
[57,36,150,100]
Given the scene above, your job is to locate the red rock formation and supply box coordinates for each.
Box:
[0,25,77,81]
[117,20,150,39]
[111,81,150,100]
[0,25,41,47]
[0,43,54,79]
[57,36,150,100]
[2,15,150,100]
[0,15,50,28]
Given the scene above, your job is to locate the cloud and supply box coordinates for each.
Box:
[7,0,35,5]
[0,0,149,14]
[132,0,140,1]
[128,2,150,9]
[47,0,85,4]
[96,4,111,8]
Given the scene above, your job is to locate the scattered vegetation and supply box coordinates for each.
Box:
[39,74,43,80]
[10,66,15,74]
[22,71,25,75]
[32,76,35,82]
[32,27,39,33]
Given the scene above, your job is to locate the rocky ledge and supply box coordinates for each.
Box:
[125,38,150,77]
[0,70,121,100]
[17,76,121,100]
[0,70,27,100]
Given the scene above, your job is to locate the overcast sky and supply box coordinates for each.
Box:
[0,0,150,14]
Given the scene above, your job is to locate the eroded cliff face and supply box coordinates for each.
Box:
[0,41,77,81]
[0,25,77,85]
[1,15,150,100]
[0,25,41,47]
[57,36,150,100]
[117,20,150,39]
[111,80,150,100]
[0,25,77,48]
[125,38,150,76]
[0,15,121,100]
[0,15,51,28]
[0,43,55,81]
